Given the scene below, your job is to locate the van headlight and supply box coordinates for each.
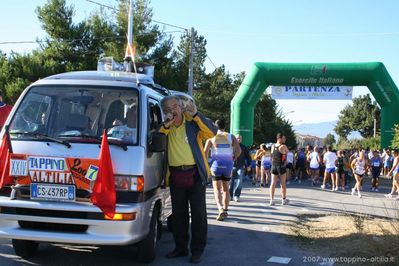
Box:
[114,175,144,192]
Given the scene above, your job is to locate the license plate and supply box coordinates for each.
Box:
[30,183,75,202]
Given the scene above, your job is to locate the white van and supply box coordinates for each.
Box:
[0,62,172,263]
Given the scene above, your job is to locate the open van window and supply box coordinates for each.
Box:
[9,85,139,145]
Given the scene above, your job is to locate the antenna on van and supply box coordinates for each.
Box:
[124,0,140,85]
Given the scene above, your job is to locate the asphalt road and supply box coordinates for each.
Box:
[0,176,397,266]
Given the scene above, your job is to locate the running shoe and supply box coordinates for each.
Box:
[269,200,275,206]
[321,185,325,190]
[384,193,393,199]
[282,198,290,205]
[371,187,375,191]
[351,188,356,196]
[393,196,399,201]
[358,193,362,198]
[298,180,302,184]
[375,188,379,192]
[334,187,338,191]
[233,196,239,202]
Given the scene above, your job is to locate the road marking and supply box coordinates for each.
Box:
[267,256,291,264]
[301,208,309,212]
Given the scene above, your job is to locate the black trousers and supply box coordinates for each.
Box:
[169,170,207,255]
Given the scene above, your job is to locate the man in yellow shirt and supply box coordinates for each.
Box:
[159,95,216,264]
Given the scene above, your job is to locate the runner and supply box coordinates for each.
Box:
[260,145,272,187]
[204,120,241,221]
[308,146,321,186]
[370,150,382,192]
[269,133,289,206]
[321,146,337,191]
[286,147,295,184]
[351,150,369,198]
[385,149,399,200]
[336,150,346,191]
[383,149,392,177]
[295,148,306,184]
[254,144,266,187]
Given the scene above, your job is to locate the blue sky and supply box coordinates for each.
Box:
[1,0,398,127]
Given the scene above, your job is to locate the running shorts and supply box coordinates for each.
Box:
[326,167,336,174]
[271,165,287,176]
[372,167,380,179]
[211,160,233,180]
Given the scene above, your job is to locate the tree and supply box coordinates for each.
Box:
[334,94,380,139]
[391,124,399,148]
[323,133,336,146]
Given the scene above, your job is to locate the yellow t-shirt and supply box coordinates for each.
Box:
[168,118,196,167]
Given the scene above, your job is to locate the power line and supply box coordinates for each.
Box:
[206,55,217,69]
[84,0,188,31]
[0,31,183,46]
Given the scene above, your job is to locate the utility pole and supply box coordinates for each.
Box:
[125,0,134,73]
[188,27,194,96]
[373,118,377,138]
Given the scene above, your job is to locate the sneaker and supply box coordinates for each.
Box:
[298,180,302,184]
[351,188,356,196]
[331,186,335,191]
[269,200,275,206]
[282,198,290,205]
[334,187,338,191]
[358,193,362,198]
[216,212,224,221]
[393,196,399,201]
[375,188,379,192]
[341,186,345,191]
[233,196,239,202]
[321,185,325,190]
[385,193,393,199]
[286,181,290,185]
[371,187,375,192]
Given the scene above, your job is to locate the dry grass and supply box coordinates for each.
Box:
[289,213,399,265]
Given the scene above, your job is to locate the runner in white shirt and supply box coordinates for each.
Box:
[351,150,369,198]
[309,147,321,186]
[321,146,337,191]
[286,148,294,184]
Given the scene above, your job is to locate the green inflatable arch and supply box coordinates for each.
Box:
[231,62,399,147]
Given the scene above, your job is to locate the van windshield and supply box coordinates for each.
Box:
[9,85,139,145]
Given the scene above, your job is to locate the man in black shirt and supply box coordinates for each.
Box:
[229,135,252,202]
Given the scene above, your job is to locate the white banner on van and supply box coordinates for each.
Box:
[271,86,353,100]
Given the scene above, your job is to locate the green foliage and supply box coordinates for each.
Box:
[391,124,399,148]
[335,136,380,151]
[334,94,380,139]
[323,133,336,146]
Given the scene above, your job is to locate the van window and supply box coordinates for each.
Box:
[148,100,162,134]
[9,85,139,145]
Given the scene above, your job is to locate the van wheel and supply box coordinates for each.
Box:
[136,207,159,263]
[12,239,39,258]
[167,214,173,232]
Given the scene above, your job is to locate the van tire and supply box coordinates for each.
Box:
[136,206,159,263]
[12,239,39,258]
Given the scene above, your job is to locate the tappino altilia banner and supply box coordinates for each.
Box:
[271,86,353,100]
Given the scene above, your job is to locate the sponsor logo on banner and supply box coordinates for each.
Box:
[28,156,68,172]
[10,154,100,191]
[271,86,353,100]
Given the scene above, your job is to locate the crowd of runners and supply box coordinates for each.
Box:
[204,123,399,221]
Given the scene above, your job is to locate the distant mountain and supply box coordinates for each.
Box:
[293,121,362,139]
[293,121,337,138]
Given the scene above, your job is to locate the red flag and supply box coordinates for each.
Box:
[0,133,12,189]
[90,130,116,218]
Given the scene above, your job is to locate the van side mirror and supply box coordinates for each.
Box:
[149,132,166,152]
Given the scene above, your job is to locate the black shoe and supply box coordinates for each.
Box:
[165,249,188,259]
[190,254,202,264]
